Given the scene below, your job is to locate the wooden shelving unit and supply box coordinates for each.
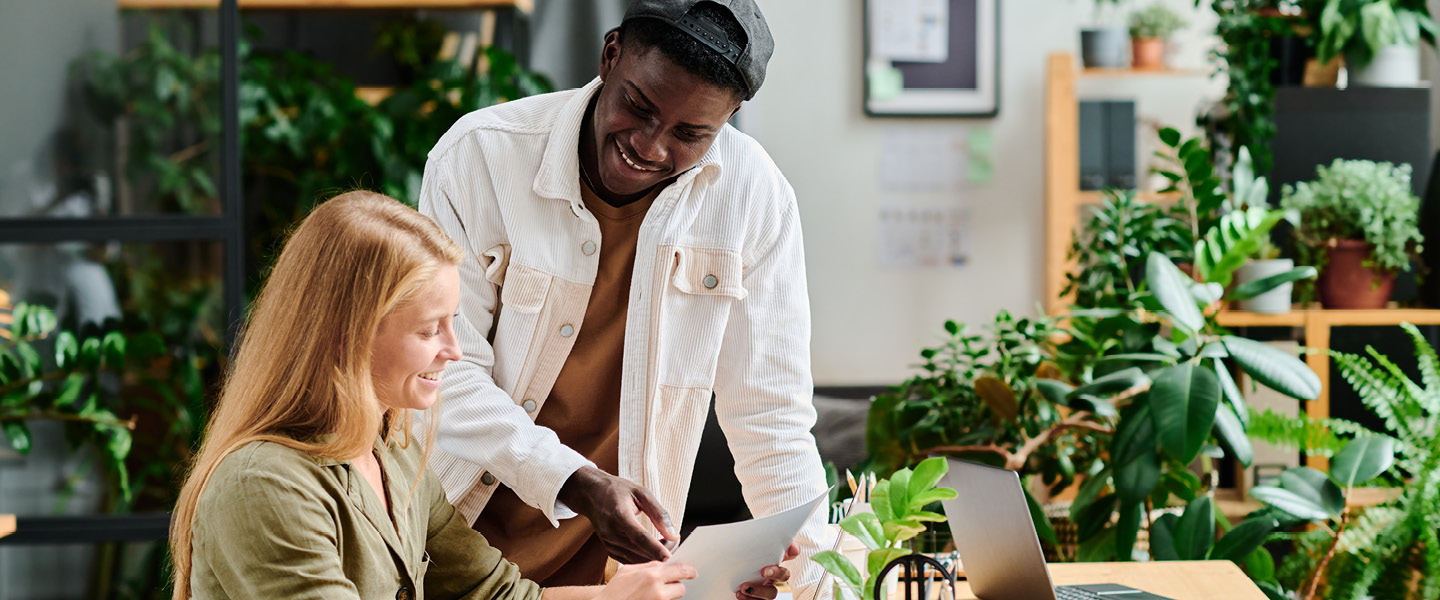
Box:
[1042,50,1440,470]
[0,514,14,539]
[118,0,531,11]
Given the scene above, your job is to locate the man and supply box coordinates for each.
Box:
[418,1,830,597]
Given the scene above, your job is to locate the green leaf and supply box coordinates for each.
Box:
[975,376,1019,422]
[1025,486,1058,547]
[1113,403,1161,505]
[1,421,31,454]
[1330,435,1397,488]
[1230,267,1317,301]
[1150,513,1181,561]
[54,373,87,409]
[871,479,894,522]
[1281,467,1345,516]
[1212,405,1254,467]
[840,512,884,550]
[888,468,912,521]
[909,488,957,507]
[1249,486,1332,521]
[130,332,166,358]
[1069,367,1148,399]
[1213,359,1249,427]
[1173,496,1215,560]
[1210,516,1277,563]
[907,457,948,504]
[1257,580,1288,600]
[15,342,40,379]
[1077,495,1118,541]
[1115,501,1142,560]
[1159,127,1182,147]
[812,551,863,591]
[55,331,79,369]
[1222,337,1321,401]
[866,547,911,595]
[1069,395,1120,419]
[101,331,126,368]
[1146,253,1204,331]
[79,337,101,370]
[1246,546,1276,582]
[1149,363,1221,464]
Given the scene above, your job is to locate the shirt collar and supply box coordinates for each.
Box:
[532,77,726,203]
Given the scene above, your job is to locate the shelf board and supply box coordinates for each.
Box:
[118,0,531,11]
[1216,307,1440,328]
[0,515,13,540]
[1216,309,1306,328]
[1080,66,1211,79]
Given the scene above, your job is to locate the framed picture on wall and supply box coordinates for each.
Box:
[863,0,1000,117]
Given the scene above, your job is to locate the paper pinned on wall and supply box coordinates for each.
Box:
[878,204,972,268]
[868,65,905,100]
[872,0,949,63]
[878,128,994,193]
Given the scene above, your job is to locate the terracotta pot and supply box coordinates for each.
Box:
[1319,239,1396,309]
[1131,37,1165,69]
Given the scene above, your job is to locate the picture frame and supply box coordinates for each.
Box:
[863,0,1000,118]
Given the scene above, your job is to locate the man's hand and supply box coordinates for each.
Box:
[558,466,679,564]
[736,543,799,600]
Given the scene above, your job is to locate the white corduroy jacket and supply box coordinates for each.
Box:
[417,78,832,597]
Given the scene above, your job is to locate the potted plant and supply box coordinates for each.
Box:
[1225,146,1305,314]
[1313,0,1438,86]
[812,457,957,600]
[1128,2,1187,69]
[1280,159,1424,309]
[1082,0,1131,68]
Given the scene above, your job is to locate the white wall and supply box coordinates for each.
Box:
[744,0,1224,385]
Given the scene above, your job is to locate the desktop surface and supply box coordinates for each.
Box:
[947,561,1266,600]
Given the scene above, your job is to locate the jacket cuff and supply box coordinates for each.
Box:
[514,445,594,526]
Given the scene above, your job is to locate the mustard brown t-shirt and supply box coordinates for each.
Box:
[471,178,659,586]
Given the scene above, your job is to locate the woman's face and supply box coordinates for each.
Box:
[371,265,462,411]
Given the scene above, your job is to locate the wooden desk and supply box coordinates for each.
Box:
[0,515,14,539]
[949,561,1265,600]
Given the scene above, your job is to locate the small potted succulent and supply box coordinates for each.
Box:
[1127,2,1187,69]
[1280,159,1425,309]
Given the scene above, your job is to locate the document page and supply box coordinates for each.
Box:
[667,488,830,599]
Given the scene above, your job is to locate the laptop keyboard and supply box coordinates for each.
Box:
[1055,586,1107,600]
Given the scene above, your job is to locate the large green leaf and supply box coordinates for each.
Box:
[1222,337,1321,400]
[1113,403,1161,504]
[1077,495,1118,541]
[54,331,79,370]
[1146,253,1205,331]
[1330,435,1397,488]
[1025,486,1059,547]
[975,376,1019,422]
[1213,359,1249,427]
[1213,405,1254,467]
[1173,496,1216,560]
[1194,208,1287,288]
[1249,486,1332,521]
[908,457,948,502]
[1230,266,1317,301]
[1246,546,1277,581]
[866,547,911,596]
[1150,513,1181,561]
[54,374,87,410]
[812,550,862,591]
[1115,501,1143,560]
[1034,379,1075,406]
[1210,517,1277,563]
[1149,363,1221,464]
[1,421,31,454]
[839,512,884,550]
[1281,467,1345,516]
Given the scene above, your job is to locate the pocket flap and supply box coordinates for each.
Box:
[671,247,747,299]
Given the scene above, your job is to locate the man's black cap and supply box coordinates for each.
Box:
[620,0,773,100]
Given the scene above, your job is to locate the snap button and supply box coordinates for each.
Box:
[703,274,718,289]
[396,587,413,600]
[480,472,496,486]
[522,399,537,412]
[560,324,575,338]
[582,241,597,256]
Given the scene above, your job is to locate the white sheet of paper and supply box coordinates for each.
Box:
[872,0,949,63]
[667,489,830,599]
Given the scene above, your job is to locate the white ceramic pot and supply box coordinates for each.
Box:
[1235,258,1296,314]
[1348,43,1421,87]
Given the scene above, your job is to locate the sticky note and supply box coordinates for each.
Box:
[967,156,993,185]
[868,65,904,101]
[967,128,994,156]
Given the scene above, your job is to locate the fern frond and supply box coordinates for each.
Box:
[1332,350,1412,439]
[1421,525,1440,600]
[1400,323,1440,417]
[1365,345,1429,428]
[1245,407,1359,457]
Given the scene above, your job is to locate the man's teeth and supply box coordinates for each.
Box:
[419,372,442,381]
[619,145,659,171]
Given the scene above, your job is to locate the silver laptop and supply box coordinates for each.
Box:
[938,459,1174,600]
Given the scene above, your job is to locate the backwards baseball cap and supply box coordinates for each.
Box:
[619,0,774,100]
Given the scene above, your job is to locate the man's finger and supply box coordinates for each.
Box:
[783,543,800,561]
[634,488,679,541]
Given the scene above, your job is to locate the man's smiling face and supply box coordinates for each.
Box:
[585,30,742,199]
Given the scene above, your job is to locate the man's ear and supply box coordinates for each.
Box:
[599,30,623,81]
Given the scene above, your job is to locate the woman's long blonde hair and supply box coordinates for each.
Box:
[169,191,463,598]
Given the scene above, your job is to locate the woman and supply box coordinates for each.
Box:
[168,192,725,599]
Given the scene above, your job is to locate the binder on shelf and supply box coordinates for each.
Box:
[1079,101,1108,191]
[1106,100,1137,190]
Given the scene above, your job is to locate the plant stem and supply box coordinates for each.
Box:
[924,413,1112,471]
[0,370,66,395]
[1301,511,1349,600]
[0,412,137,430]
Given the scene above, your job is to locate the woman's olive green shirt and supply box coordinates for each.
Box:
[190,437,544,600]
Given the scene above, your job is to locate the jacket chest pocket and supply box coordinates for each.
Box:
[490,262,552,394]
[657,246,747,389]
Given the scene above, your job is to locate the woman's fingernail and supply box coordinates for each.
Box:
[743,586,754,595]
[763,567,775,577]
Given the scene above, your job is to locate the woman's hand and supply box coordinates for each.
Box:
[736,543,799,600]
[597,561,696,600]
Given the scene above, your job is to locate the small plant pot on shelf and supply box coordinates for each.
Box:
[1081,27,1129,68]
[1347,43,1422,87]
[1320,239,1396,309]
[1131,37,1165,69]
[1234,258,1296,314]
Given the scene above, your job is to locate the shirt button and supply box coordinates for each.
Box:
[522,399,537,412]
[582,241,597,256]
[703,274,719,289]
[480,472,496,486]
[396,588,413,600]
[560,324,575,338]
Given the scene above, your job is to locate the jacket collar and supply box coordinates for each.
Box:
[532,77,727,205]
